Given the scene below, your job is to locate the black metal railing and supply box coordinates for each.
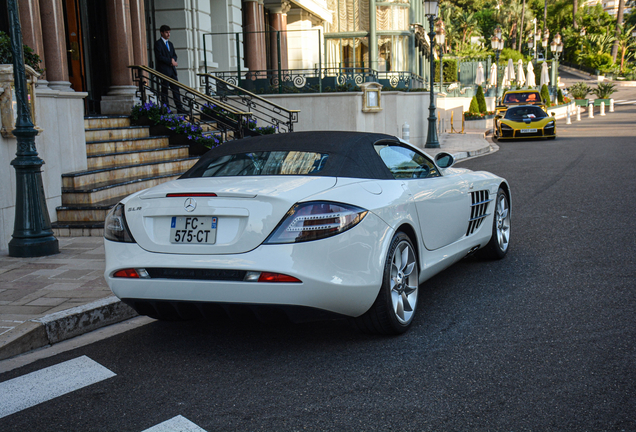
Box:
[129,65,252,141]
[210,67,425,94]
[198,73,300,133]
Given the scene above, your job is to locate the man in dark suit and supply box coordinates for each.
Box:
[154,25,185,113]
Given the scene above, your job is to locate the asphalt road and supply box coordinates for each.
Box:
[1,100,635,431]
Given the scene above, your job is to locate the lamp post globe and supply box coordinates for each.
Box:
[424,0,440,149]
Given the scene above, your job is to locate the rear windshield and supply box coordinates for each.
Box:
[186,151,330,177]
[504,106,548,121]
[503,92,542,104]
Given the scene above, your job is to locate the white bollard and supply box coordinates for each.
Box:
[610,98,614,113]
[402,121,410,142]
[600,101,606,116]
[576,105,581,121]
[566,105,572,124]
[589,103,594,119]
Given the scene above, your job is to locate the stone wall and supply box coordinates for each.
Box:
[0,87,87,253]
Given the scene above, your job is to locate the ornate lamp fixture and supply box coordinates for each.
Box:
[423,0,440,149]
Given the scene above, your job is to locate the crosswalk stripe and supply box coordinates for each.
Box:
[142,415,207,432]
[0,355,115,419]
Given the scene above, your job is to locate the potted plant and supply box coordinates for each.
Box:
[591,82,617,107]
[569,82,590,106]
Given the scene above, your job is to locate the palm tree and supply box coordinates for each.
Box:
[611,0,626,61]
[616,24,636,71]
[456,10,479,50]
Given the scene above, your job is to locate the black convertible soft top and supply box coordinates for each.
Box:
[181,131,400,180]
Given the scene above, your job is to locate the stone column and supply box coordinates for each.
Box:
[101,0,139,114]
[243,0,261,72]
[257,0,267,70]
[18,0,46,78]
[129,0,148,66]
[267,5,289,71]
[39,0,72,90]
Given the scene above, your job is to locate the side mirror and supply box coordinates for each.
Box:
[495,115,502,120]
[435,152,455,169]
[551,112,556,117]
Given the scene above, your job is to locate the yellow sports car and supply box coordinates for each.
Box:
[496,89,547,117]
[494,105,556,140]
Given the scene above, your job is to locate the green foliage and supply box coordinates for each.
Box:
[474,8,498,42]
[0,31,44,74]
[476,85,487,113]
[585,52,615,74]
[569,82,590,99]
[457,44,493,60]
[498,48,530,64]
[540,84,550,104]
[591,82,617,99]
[435,58,459,82]
[468,95,480,114]
[557,89,564,104]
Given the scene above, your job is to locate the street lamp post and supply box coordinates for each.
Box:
[424,0,440,149]
[542,28,550,63]
[528,35,534,60]
[532,18,537,60]
[550,33,563,100]
[435,19,446,93]
[491,26,504,105]
[6,0,59,257]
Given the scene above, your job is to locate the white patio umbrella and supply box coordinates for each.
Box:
[507,58,516,82]
[475,62,485,86]
[517,59,526,87]
[501,65,511,88]
[540,61,550,87]
[488,63,498,87]
[526,61,536,87]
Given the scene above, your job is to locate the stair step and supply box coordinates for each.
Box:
[56,195,126,223]
[87,145,190,169]
[84,115,130,129]
[86,136,170,156]
[62,156,198,189]
[61,167,195,205]
[85,126,150,142]
[52,223,104,238]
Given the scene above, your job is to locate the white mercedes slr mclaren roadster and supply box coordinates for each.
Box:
[104,131,511,334]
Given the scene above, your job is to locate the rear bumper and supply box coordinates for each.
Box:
[104,213,393,317]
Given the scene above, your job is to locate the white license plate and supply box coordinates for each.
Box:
[520,128,537,133]
[170,216,217,244]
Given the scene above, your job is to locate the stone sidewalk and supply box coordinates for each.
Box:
[0,130,493,361]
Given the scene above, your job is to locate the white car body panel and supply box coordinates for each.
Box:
[103,133,510,321]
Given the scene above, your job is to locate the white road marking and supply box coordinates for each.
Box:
[0,355,115,419]
[143,415,207,432]
[615,100,636,105]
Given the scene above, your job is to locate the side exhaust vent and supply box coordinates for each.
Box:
[466,190,492,236]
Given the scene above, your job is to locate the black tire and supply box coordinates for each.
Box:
[352,232,419,335]
[477,187,511,260]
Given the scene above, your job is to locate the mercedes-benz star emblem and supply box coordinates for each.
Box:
[184,197,197,212]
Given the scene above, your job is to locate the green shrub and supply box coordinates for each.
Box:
[468,96,480,114]
[0,31,44,74]
[557,89,564,104]
[540,84,550,104]
[591,82,617,99]
[569,82,590,99]
[476,85,487,113]
[435,58,458,83]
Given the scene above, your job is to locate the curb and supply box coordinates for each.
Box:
[0,297,137,361]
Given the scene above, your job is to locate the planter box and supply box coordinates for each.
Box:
[574,99,588,107]
[132,116,212,156]
[592,99,611,107]
[464,117,493,130]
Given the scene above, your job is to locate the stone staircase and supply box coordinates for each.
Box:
[52,116,199,237]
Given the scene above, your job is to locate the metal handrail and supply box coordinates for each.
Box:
[129,65,253,140]
[198,73,300,133]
